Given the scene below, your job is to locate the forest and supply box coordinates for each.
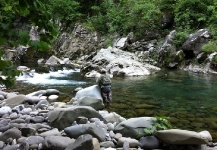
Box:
[1,0,217,86]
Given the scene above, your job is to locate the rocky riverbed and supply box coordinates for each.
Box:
[0,86,217,150]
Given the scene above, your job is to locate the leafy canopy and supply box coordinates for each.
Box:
[0,0,58,87]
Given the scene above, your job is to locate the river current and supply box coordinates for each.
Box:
[8,68,217,141]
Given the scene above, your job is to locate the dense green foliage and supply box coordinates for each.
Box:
[1,0,217,87]
[0,0,57,87]
[144,116,172,135]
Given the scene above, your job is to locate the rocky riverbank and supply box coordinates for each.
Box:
[0,86,216,150]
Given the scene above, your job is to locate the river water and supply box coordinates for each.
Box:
[8,68,217,141]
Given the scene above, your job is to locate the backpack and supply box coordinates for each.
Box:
[101,75,112,86]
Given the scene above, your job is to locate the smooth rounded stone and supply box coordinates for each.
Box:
[17,137,27,143]
[0,119,10,127]
[20,127,36,137]
[117,137,140,148]
[100,141,115,148]
[9,112,18,119]
[9,123,26,129]
[75,85,102,100]
[40,128,61,137]
[25,136,44,145]
[156,129,209,144]
[65,134,93,150]
[114,117,156,139]
[0,95,4,100]
[5,92,17,99]
[0,91,7,98]
[0,106,12,116]
[0,128,22,142]
[103,112,126,124]
[78,96,104,111]
[30,116,45,123]
[35,100,49,110]
[10,118,26,123]
[29,123,51,130]
[199,130,212,142]
[2,145,19,150]
[25,96,43,104]
[48,106,106,130]
[39,96,47,100]
[30,110,39,116]
[19,141,29,150]
[46,89,60,96]
[94,120,108,130]
[0,125,10,132]
[0,141,4,149]
[20,108,32,115]
[107,123,115,131]
[64,124,107,142]
[109,131,115,138]
[48,95,59,102]
[19,115,30,120]
[43,135,75,149]
[26,90,47,97]
[123,140,129,150]
[3,95,26,106]
[114,133,122,140]
[29,143,38,149]
[92,138,100,150]
[139,136,160,149]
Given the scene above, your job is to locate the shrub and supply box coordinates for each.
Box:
[144,116,172,135]
[201,41,217,54]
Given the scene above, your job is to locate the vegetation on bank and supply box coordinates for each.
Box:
[1,0,217,86]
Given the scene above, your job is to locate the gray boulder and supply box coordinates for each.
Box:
[139,136,160,149]
[75,85,102,100]
[78,96,104,110]
[64,124,106,142]
[24,135,44,145]
[2,95,26,105]
[155,129,209,144]
[0,128,22,142]
[47,106,106,130]
[182,29,211,56]
[43,136,75,150]
[114,117,156,139]
[65,134,93,150]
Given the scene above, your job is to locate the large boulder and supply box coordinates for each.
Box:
[114,117,156,139]
[64,124,106,142]
[78,96,104,110]
[75,85,102,100]
[91,47,160,76]
[158,30,177,68]
[47,106,106,130]
[182,29,211,57]
[2,95,26,106]
[43,136,75,150]
[155,129,209,144]
[75,85,104,110]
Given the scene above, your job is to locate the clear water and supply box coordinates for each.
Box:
[8,69,217,141]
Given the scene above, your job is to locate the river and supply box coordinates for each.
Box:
[7,68,217,141]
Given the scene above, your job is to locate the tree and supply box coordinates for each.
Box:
[0,0,58,87]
